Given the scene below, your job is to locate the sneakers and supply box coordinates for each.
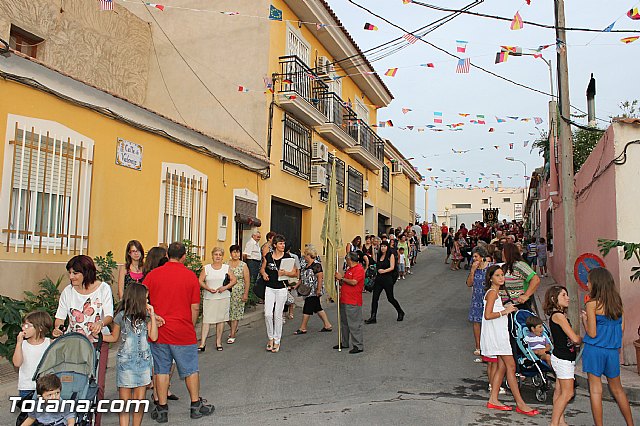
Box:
[151,405,168,423]
[190,398,215,419]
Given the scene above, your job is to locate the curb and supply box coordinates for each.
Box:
[574,373,640,403]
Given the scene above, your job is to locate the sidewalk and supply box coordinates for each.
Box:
[535,275,640,402]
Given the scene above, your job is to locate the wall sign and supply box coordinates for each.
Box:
[116,138,143,171]
[513,203,523,221]
[574,253,606,291]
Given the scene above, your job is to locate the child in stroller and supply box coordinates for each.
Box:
[510,309,554,402]
[20,374,74,426]
[17,332,102,426]
[524,316,552,365]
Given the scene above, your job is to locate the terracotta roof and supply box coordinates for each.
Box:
[318,0,394,101]
[613,117,640,125]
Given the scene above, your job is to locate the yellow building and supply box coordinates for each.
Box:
[0,0,421,297]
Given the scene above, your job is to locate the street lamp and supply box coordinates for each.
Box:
[505,157,527,217]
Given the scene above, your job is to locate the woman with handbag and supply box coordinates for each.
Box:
[365,241,405,324]
[199,247,237,352]
[260,235,298,353]
[293,246,333,335]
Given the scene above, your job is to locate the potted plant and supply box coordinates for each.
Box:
[598,238,640,374]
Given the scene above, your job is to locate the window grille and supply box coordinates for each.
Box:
[381,165,390,191]
[2,123,93,254]
[347,166,363,215]
[452,203,472,209]
[282,115,311,180]
[160,164,208,258]
[335,156,345,208]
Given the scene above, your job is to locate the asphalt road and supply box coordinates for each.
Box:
[97,246,637,426]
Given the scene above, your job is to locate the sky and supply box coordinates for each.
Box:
[325,0,639,220]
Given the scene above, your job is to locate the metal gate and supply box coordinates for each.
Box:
[270,200,302,254]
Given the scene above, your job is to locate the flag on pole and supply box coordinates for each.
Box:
[456,40,468,53]
[269,4,283,21]
[510,12,524,30]
[433,111,443,124]
[384,68,398,77]
[99,0,113,11]
[321,156,342,303]
[621,36,640,44]
[364,23,378,30]
[456,58,470,73]
[402,33,419,44]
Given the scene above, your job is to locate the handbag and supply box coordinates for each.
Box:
[296,281,311,297]
[253,275,266,300]
[285,290,295,305]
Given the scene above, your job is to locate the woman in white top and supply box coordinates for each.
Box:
[53,255,114,426]
[199,247,237,352]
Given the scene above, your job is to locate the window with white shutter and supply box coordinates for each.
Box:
[286,25,310,65]
[1,119,93,254]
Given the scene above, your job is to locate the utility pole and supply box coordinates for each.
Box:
[555,0,579,332]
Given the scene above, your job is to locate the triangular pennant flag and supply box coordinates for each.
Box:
[509,143,514,149]
[459,113,470,117]
[384,68,398,77]
[403,0,412,3]
[402,108,412,114]
[524,141,529,147]
[627,7,640,20]
[510,12,524,30]
[364,23,378,30]
[420,63,435,68]
[507,116,519,120]
[534,117,543,124]
[621,36,640,44]
[386,120,394,127]
[407,126,414,130]
[603,21,616,32]
[489,128,495,132]
[496,117,506,123]
[269,4,283,21]
[494,145,500,150]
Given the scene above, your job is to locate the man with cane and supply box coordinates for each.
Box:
[334,252,365,354]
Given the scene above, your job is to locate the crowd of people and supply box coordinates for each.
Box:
[10,218,635,426]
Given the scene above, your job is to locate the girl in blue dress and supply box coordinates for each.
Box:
[104,283,158,426]
[466,245,490,361]
[581,267,634,426]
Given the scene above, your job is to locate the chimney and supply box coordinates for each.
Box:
[498,180,503,191]
[586,73,596,127]
[490,180,495,190]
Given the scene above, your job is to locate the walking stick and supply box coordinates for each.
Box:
[336,251,342,352]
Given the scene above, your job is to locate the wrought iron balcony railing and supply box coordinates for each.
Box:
[279,56,328,117]
[356,119,385,162]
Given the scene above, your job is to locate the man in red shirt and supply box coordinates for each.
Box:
[441,223,448,247]
[334,252,365,354]
[144,242,214,422]
[420,221,429,247]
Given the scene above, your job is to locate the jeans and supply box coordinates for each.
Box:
[370,277,403,317]
[264,287,287,344]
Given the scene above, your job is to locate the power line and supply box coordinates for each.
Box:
[139,1,267,156]
[411,1,640,34]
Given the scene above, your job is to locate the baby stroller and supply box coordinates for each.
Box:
[16,332,102,426]
[507,310,554,402]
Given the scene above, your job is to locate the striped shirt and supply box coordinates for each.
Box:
[499,261,536,304]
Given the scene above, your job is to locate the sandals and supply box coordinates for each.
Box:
[216,345,223,351]
[227,337,236,344]
[271,343,280,353]
[293,329,307,335]
[288,313,294,320]
[266,340,274,351]
[319,327,333,332]
[473,348,481,356]
[197,345,206,352]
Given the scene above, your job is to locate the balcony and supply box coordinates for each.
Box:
[278,56,328,127]
[345,120,385,170]
[315,92,359,150]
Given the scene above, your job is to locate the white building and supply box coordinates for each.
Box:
[436,183,526,229]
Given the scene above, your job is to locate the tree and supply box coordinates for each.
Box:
[617,100,639,119]
[533,128,603,175]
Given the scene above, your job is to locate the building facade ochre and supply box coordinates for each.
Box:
[0,0,421,298]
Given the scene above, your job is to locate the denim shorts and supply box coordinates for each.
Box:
[149,343,198,379]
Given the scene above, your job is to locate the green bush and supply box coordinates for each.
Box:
[95,251,117,284]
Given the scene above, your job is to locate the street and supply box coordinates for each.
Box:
[99,247,637,425]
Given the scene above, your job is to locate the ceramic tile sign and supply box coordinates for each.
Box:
[116,138,143,171]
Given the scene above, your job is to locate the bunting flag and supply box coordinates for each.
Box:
[407,125,414,130]
[628,7,640,20]
[494,146,500,150]
[537,44,553,51]
[403,0,412,4]
[364,23,378,30]
[434,111,443,123]
[524,141,529,147]
[488,128,495,132]
[456,58,470,73]
[495,51,509,64]
[269,4,283,21]
[533,53,543,59]
[507,116,519,120]
[403,33,419,44]
[621,36,640,44]
[459,113,470,117]
[386,120,394,127]
[496,117,506,123]
[263,76,274,93]
[145,2,164,10]
[510,12,524,30]
[221,11,240,15]
[556,39,566,53]
[534,117,543,124]
[99,0,113,11]
[384,68,398,77]
[402,108,412,114]
[421,63,435,68]
[509,143,514,149]
[238,86,250,92]
[316,23,327,30]
[501,46,522,56]
[603,21,616,32]
[476,115,486,124]
[456,40,468,53]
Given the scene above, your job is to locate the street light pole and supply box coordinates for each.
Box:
[555,0,579,332]
[505,157,527,212]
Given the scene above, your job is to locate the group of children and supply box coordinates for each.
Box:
[524,237,549,277]
[479,264,634,425]
[13,283,158,426]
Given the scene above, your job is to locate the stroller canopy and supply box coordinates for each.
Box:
[33,332,97,381]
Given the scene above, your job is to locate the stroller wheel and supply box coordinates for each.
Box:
[535,388,548,402]
[532,375,541,387]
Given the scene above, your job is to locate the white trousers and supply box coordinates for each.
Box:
[264,287,287,344]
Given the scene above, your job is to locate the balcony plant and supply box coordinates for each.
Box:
[598,238,640,374]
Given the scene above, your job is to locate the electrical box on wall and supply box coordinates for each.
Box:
[218,214,228,241]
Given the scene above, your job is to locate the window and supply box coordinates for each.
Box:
[503,197,511,202]
[335,156,345,208]
[9,25,43,59]
[381,165,390,191]
[1,119,94,253]
[282,114,311,180]
[329,77,342,98]
[355,98,369,123]
[452,203,472,209]
[286,25,310,65]
[159,164,208,257]
[347,166,363,215]
[482,198,489,204]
